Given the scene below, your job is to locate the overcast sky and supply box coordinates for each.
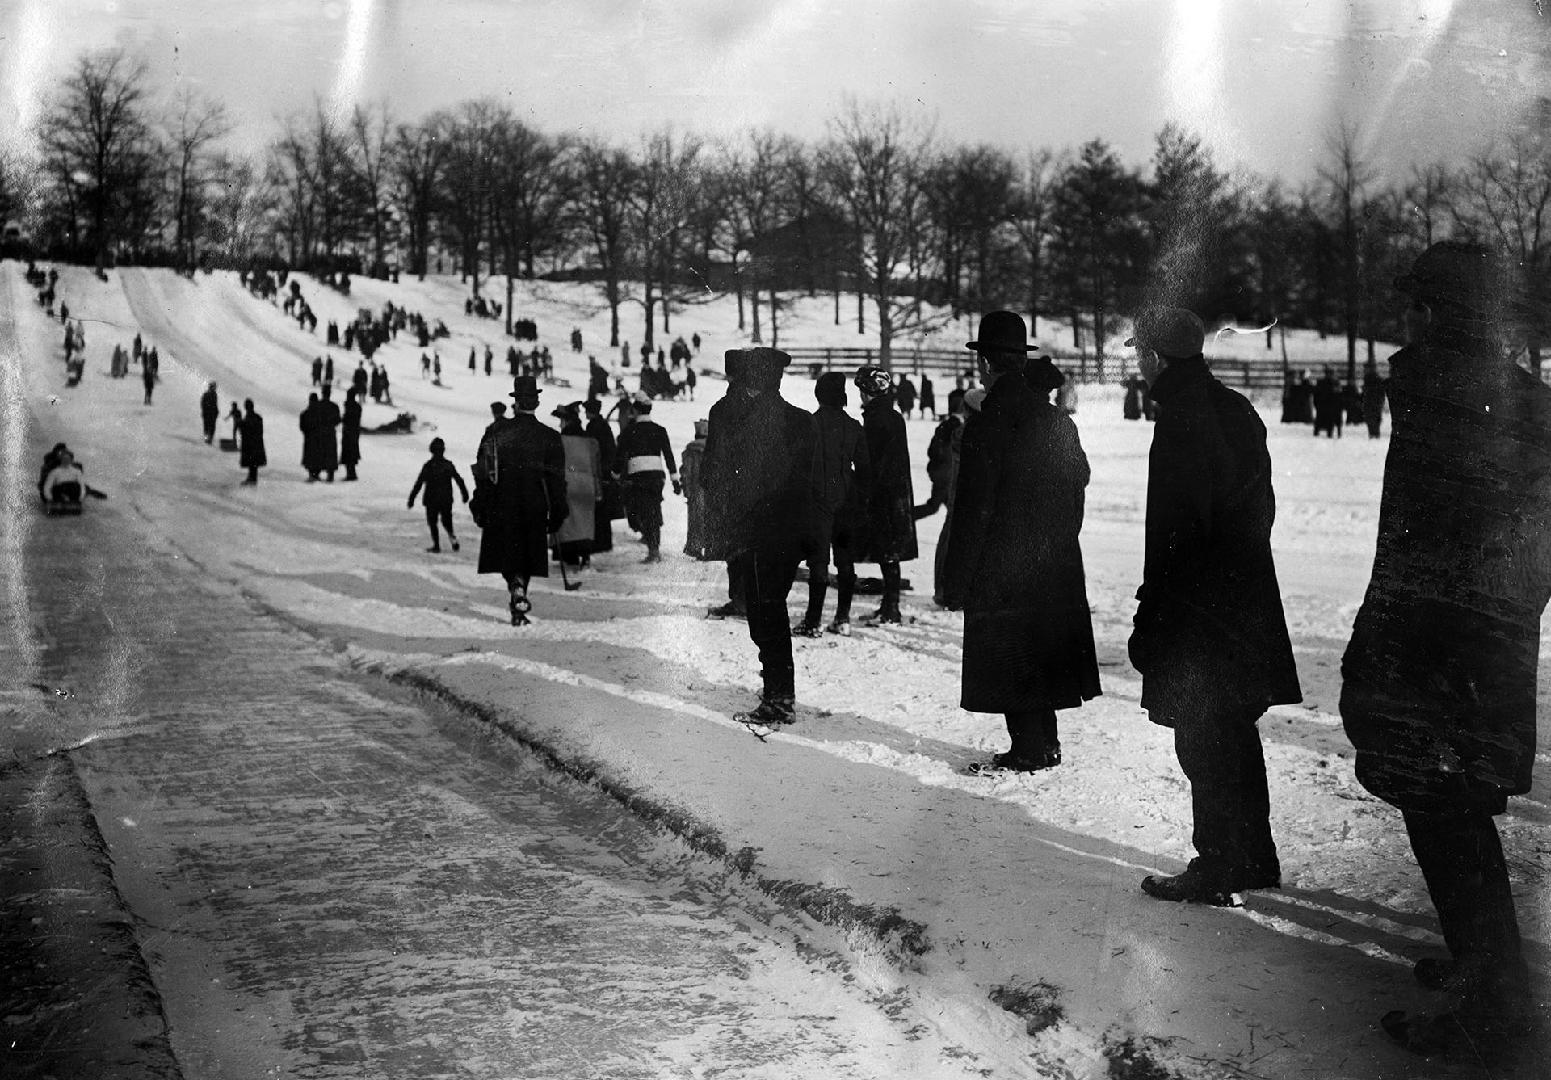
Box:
[2,0,1547,186]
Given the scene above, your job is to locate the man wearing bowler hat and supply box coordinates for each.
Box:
[944,311,1100,773]
[472,375,569,625]
[700,347,818,725]
[1128,306,1301,906]
[1341,242,1551,1062]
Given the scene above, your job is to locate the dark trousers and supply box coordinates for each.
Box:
[740,554,799,702]
[623,472,664,550]
[1172,708,1279,879]
[424,503,455,545]
[801,519,855,625]
[203,418,217,443]
[1403,809,1527,1002]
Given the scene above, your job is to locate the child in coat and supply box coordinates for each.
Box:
[407,438,470,553]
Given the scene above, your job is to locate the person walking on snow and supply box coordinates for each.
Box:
[945,311,1100,774]
[472,376,568,626]
[583,399,617,555]
[340,387,362,481]
[610,396,678,563]
[239,400,267,485]
[408,437,469,553]
[1127,306,1301,907]
[200,382,220,444]
[852,366,917,624]
[1340,242,1551,1065]
[700,347,818,726]
[793,372,870,637]
[914,388,967,606]
[552,403,602,576]
[316,385,341,482]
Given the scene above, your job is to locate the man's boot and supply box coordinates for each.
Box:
[828,567,855,635]
[868,561,903,624]
[795,565,826,636]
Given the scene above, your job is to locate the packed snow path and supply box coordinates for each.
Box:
[3,261,1546,1078]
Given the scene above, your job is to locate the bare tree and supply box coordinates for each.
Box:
[1450,127,1551,372]
[40,48,158,265]
[1318,121,1378,382]
[818,98,939,367]
[490,115,574,332]
[1010,148,1060,332]
[629,127,702,347]
[575,137,637,349]
[923,143,1016,315]
[392,112,448,278]
[1403,162,1452,249]
[722,129,797,343]
[166,86,231,270]
[441,100,501,293]
[348,102,395,274]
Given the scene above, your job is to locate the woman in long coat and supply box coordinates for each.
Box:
[943,323,1100,772]
[552,405,600,570]
[854,367,918,622]
[340,388,362,481]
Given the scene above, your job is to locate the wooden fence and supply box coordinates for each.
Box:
[779,345,1384,390]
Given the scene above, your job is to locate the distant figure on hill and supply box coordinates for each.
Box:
[141,353,157,405]
[312,356,323,387]
[340,388,362,482]
[1312,366,1343,437]
[1361,361,1386,439]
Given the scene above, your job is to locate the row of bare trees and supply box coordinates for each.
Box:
[9,48,1549,376]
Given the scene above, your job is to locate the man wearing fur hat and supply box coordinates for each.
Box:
[945,311,1100,773]
[794,371,872,636]
[1342,242,1551,1062]
[1128,306,1300,906]
[610,394,679,563]
[852,365,917,624]
[473,375,569,625]
[700,347,818,724]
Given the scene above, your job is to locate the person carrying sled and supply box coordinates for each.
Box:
[472,376,568,625]
[408,437,470,553]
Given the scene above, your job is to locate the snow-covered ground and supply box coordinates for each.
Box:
[5,261,1546,1079]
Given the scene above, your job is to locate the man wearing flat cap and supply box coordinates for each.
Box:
[473,374,569,625]
[1128,305,1301,907]
[700,346,818,725]
[1341,242,1551,1061]
[944,311,1100,773]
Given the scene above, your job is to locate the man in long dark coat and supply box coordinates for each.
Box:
[794,372,870,636]
[200,382,220,444]
[1341,243,1551,1063]
[945,311,1100,773]
[299,392,322,480]
[239,400,266,485]
[1127,306,1301,907]
[701,347,818,725]
[473,376,568,626]
[853,366,918,624]
[315,385,341,482]
[340,387,362,481]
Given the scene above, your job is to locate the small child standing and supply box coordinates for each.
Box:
[407,437,470,553]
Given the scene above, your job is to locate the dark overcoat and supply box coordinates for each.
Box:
[340,398,362,467]
[1129,357,1301,721]
[811,405,871,545]
[1342,329,1551,810]
[856,396,918,563]
[299,400,320,471]
[239,412,267,469]
[473,413,567,580]
[700,388,817,562]
[943,373,1100,712]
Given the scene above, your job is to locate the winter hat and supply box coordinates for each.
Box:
[1125,307,1205,360]
[946,388,966,414]
[854,365,894,399]
[633,397,654,414]
[1024,357,1066,393]
[509,374,541,409]
[429,437,446,454]
[966,310,1040,370]
[815,371,848,407]
[1395,241,1506,317]
[583,398,602,415]
[734,347,790,391]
